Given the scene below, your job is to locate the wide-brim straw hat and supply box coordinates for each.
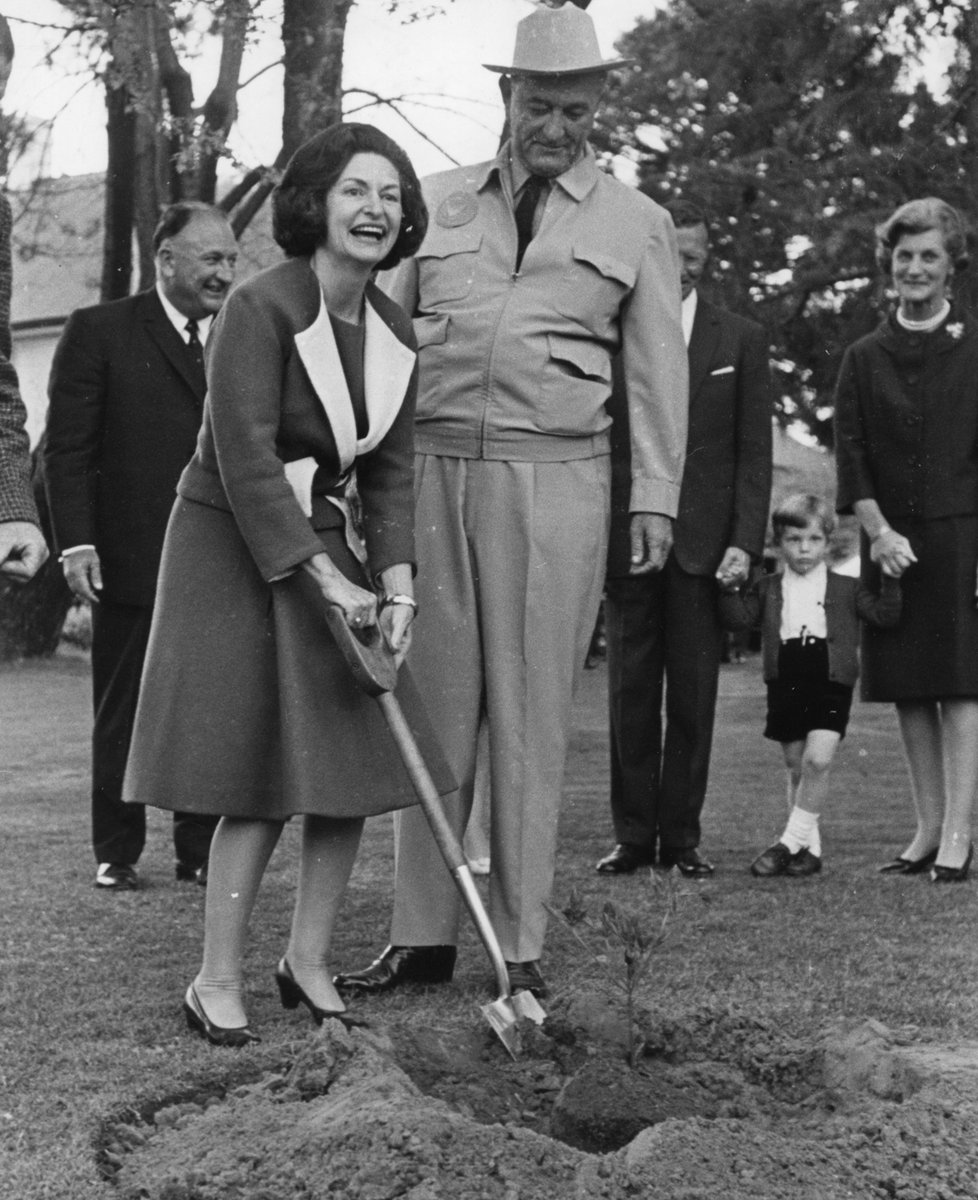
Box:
[483,3,631,78]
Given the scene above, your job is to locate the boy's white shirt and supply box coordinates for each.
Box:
[780,561,828,641]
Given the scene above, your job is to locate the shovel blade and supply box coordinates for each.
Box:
[480,987,547,1059]
[481,998,521,1059]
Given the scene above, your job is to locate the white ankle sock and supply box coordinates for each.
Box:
[781,807,820,855]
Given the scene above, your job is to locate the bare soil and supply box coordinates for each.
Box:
[106,998,978,1200]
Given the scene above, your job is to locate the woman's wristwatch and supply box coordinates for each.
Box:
[379,593,418,615]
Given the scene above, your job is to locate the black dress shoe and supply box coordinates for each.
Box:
[333,945,457,994]
[931,843,974,884]
[505,960,548,998]
[183,985,260,1048]
[749,842,792,877]
[274,958,366,1028]
[95,862,139,890]
[660,847,715,877]
[595,843,654,874]
[878,847,938,875]
[785,848,822,877]
[175,861,208,886]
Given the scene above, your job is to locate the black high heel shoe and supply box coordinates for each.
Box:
[931,843,974,884]
[183,984,260,1047]
[274,958,364,1028]
[878,846,939,875]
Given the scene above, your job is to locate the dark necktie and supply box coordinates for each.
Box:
[185,319,206,383]
[514,176,547,272]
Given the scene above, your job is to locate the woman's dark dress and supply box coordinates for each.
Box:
[124,261,454,820]
[834,308,978,702]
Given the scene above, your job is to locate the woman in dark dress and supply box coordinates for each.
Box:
[124,124,451,1042]
[835,197,978,883]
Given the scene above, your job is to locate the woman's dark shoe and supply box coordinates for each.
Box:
[930,843,974,884]
[878,847,938,875]
[274,958,364,1028]
[183,985,260,1048]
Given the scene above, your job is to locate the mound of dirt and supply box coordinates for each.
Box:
[105,1004,978,1200]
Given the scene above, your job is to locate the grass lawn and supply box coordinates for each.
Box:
[2,651,977,1198]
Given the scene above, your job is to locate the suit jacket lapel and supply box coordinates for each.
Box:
[687,298,721,399]
[294,291,416,473]
[140,290,207,403]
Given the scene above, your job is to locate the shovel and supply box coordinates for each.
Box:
[325,604,547,1058]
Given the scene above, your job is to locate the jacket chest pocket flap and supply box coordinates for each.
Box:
[417,226,484,305]
[556,245,636,330]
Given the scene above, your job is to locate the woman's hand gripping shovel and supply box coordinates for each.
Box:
[325,606,546,1058]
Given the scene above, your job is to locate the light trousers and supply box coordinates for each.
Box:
[391,454,609,961]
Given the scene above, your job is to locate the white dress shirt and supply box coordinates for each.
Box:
[155,283,214,345]
[681,289,698,348]
[780,561,828,642]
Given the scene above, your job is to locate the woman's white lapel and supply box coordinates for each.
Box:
[294,289,416,475]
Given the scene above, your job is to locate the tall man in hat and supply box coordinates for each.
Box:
[336,3,688,999]
[45,202,237,891]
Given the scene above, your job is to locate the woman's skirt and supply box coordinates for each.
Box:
[861,514,978,702]
[123,497,455,820]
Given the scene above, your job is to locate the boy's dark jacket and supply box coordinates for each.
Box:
[719,569,902,686]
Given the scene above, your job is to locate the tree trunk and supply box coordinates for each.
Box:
[101,78,136,301]
[282,0,352,157]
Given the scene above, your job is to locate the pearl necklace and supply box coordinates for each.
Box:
[896,299,951,333]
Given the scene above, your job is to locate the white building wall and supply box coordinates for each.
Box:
[11,324,58,447]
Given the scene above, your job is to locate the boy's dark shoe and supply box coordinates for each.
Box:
[749,842,793,877]
[785,848,822,877]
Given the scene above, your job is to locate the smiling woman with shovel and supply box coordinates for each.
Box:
[122,124,454,1046]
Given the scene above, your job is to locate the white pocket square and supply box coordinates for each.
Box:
[710,365,735,376]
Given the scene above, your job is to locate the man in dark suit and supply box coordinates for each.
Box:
[0,16,47,584]
[597,200,773,877]
[45,202,238,890]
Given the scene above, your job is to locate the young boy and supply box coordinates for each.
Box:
[719,494,901,877]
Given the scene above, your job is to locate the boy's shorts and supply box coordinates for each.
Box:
[764,637,853,743]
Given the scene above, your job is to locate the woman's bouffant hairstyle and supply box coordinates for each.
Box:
[875,198,970,275]
[272,123,427,269]
[771,493,837,544]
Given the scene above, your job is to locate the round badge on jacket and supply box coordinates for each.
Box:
[435,192,479,228]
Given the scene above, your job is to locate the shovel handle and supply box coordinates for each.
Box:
[377,692,466,871]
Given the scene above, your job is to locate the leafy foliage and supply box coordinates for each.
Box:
[594,0,978,442]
